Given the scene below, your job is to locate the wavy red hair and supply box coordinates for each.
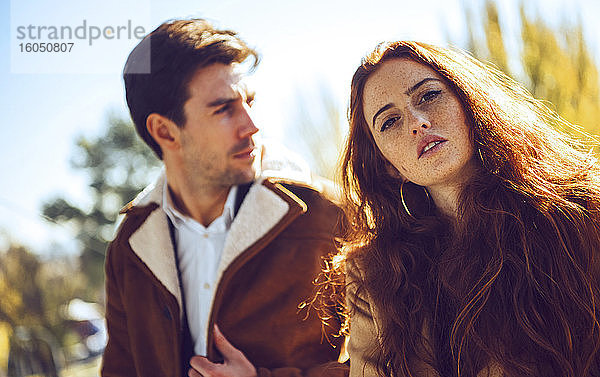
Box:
[339,41,600,377]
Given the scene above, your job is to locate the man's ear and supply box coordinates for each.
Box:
[146,113,180,153]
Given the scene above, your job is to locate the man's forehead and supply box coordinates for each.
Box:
[207,75,247,104]
[230,63,245,81]
[188,63,247,102]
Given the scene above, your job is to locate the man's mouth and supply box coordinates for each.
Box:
[233,147,256,159]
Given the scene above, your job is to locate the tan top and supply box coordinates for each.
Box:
[346,260,503,377]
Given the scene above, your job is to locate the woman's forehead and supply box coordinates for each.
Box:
[362,59,443,120]
[365,58,441,93]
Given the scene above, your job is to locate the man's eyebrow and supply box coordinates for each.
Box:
[372,103,394,128]
[404,77,442,95]
[207,96,238,108]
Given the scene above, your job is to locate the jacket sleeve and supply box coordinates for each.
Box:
[100,241,137,376]
[252,259,367,377]
[345,260,380,377]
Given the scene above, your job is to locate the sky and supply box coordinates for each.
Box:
[1,0,599,254]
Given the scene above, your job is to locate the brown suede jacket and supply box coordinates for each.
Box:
[101,171,348,377]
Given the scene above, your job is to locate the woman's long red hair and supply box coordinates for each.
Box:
[339,41,600,376]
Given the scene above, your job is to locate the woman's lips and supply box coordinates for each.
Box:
[417,135,447,158]
[420,140,446,158]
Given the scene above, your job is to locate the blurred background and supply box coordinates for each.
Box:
[1,0,598,375]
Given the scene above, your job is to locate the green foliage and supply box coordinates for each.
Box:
[0,245,43,328]
[0,242,87,355]
[42,114,161,297]
[461,0,600,136]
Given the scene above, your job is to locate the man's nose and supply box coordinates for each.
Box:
[238,103,259,138]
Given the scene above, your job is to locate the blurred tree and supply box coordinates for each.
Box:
[0,242,88,368]
[458,0,600,135]
[0,244,45,329]
[42,114,161,298]
[285,83,346,180]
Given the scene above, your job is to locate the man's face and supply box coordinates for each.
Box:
[177,63,259,188]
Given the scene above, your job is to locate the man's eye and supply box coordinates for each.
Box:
[380,116,399,132]
[420,90,442,104]
[214,104,230,115]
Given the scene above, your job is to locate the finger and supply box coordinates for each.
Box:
[213,324,242,360]
[189,355,218,375]
[188,367,203,377]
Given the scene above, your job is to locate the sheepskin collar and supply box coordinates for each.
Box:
[124,173,309,316]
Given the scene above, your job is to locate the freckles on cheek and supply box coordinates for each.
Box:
[380,138,410,175]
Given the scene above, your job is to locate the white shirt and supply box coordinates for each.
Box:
[162,180,237,356]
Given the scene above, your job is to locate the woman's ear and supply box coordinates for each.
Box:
[146,113,180,154]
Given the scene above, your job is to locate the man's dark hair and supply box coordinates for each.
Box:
[123,18,259,159]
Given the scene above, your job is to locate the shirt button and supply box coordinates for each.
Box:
[202,233,208,238]
[203,283,211,290]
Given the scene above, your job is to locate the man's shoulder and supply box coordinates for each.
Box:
[261,176,344,238]
[264,175,342,209]
[109,173,165,243]
[110,202,160,246]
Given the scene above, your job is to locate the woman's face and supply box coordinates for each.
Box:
[362,58,475,189]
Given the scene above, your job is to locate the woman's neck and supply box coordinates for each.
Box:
[426,157,477,220]
[427,184,462,219]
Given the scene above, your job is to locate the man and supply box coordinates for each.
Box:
[101,19,347,377]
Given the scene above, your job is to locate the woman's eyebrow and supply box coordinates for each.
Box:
[404,77,442,95]
[372,103,394,128]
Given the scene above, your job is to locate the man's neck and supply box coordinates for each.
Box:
[166,170,232,227]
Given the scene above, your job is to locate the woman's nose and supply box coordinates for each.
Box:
[408,111,431,135]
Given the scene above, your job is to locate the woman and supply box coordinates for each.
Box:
[338,41,600,377]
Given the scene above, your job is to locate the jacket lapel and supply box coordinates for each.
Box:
[217,179,294,281]
[127,174,183,315]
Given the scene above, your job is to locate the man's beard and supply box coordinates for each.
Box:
[184,147,256,188]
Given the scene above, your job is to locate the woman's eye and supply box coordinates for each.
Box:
[420,90,442,104]
[380,116,399,132]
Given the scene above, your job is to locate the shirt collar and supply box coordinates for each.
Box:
[162,179,238,231]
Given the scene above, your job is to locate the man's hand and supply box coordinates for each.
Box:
[188,325,258,377]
